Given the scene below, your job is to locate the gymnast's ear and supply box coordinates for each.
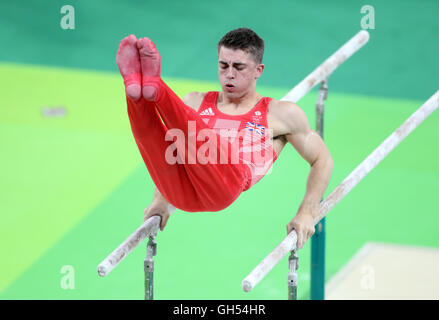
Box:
[255,63,265,79]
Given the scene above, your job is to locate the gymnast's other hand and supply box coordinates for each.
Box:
[286,209,316,250]
[143,199,170,231]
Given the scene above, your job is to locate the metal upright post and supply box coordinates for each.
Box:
[144,234,157,300]
[310,79,328,300]
[287,250,299,300]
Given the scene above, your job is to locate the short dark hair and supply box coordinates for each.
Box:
[217,28,265,64]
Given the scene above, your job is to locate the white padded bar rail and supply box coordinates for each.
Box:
[281,30,370,103]
[242,90,439,292]
[97,204,176,277]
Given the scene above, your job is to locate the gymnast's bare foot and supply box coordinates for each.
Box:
[137,37,161,101]
[116,34,142,101]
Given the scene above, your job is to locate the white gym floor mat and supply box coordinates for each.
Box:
[325,242,439,300]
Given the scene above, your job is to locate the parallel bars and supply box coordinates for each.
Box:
[242,90,439,292]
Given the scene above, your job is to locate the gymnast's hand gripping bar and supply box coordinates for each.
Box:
[242,90,439,292]
[97,204,176,277]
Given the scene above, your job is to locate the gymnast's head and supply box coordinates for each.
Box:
[217,28,265,96]
[218,27,265,64]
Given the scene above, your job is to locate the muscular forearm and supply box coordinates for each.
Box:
[144,187,171,231]
[298,150,334,219]
[153,187,169,205]
[287,151,333,248]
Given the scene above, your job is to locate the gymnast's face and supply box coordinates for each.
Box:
[218,46,264,99]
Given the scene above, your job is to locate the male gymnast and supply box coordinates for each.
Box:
[116,28,333,249]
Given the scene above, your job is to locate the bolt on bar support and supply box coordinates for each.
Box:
[288,250,299,300]
[144,233,158,300]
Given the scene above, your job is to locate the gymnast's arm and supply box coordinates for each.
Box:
[143,91,206,230]
[276,101,334,249]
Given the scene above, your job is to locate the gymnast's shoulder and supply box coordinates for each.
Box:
[182,91,207,111]
[267,99,309,133]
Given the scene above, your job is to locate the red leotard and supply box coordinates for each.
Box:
[126,80,277,212]
[197,91,278,190]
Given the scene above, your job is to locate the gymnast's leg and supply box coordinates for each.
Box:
[117,35,249,212]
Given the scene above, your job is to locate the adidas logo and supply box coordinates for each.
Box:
[200,108,215,116]
[254,111,261,116]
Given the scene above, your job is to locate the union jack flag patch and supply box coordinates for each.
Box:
[245,122,265,136]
